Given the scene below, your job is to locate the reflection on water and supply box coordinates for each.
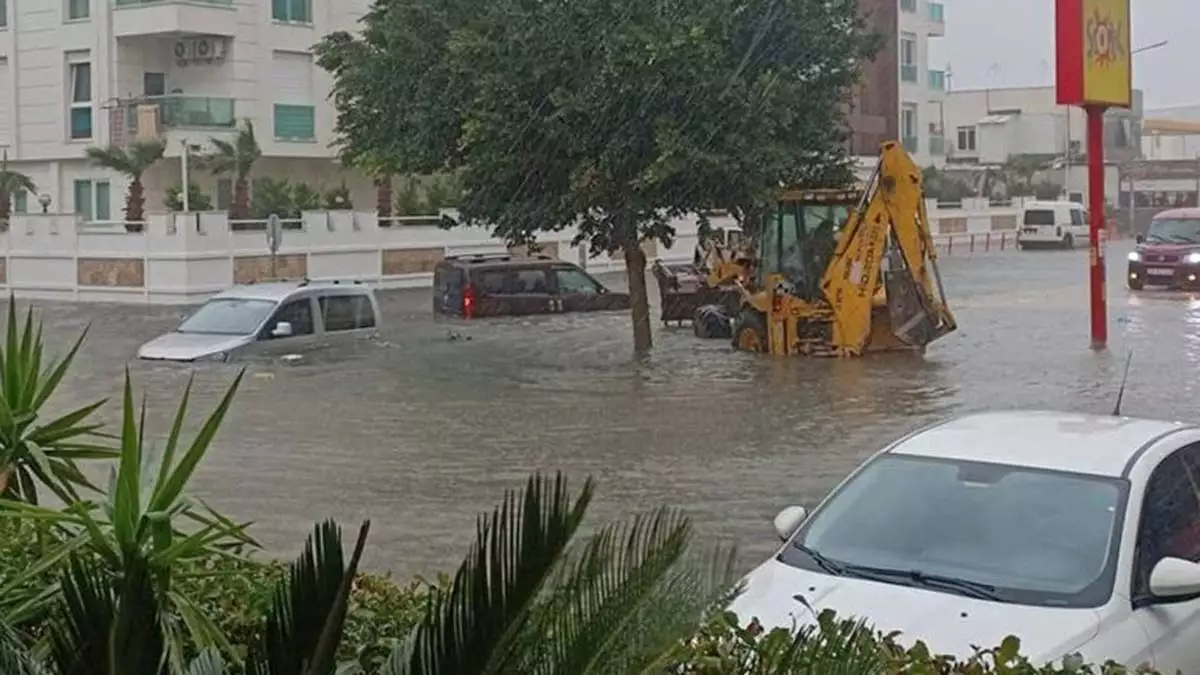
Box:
[13,242,1200,576]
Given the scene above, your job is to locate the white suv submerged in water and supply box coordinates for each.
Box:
[137,280,381,362]
[733,410,1200,673]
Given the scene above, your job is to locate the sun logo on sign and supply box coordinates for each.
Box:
[1086,9,1125,68]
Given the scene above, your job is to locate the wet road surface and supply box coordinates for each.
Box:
[26,241,1200,576]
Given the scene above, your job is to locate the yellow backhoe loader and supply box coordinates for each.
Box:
[727,140,957,356]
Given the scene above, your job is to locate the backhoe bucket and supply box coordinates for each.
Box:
[881,251,955,348]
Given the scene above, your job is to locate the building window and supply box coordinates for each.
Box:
[73,179,110,221]
[216,178,233,210]
[902,104,919,152]
[273,104,315,141]
[68,62,92,140]
[900,0,916,11]
[900,33,917,83]
[11,190,26,214]
[272,0,312,23]
[66,0,89,20]
[0,0,7,28]
[956,125,976,151]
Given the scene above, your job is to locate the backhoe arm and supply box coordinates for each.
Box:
[818,141,957,355]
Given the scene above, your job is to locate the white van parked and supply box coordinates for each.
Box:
[136,279,381,362]
[1017,201,1088,250]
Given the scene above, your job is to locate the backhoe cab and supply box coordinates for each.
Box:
[731,140,957,357]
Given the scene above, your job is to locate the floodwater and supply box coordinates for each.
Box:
[26,240,1200,576]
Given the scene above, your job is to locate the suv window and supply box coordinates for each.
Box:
[474,268,551,295]
[267,298,315,338]
[513,268,549,293]
[1024,209,1056,226]
[318,294,376,332]
[555,268,602,294]
[1135,446,1200,596]
[476,270,510,295]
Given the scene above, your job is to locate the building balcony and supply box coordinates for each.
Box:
[112,0,236,37]
[929,2,945,36]
[111,95,238,157]
[929,69,946,92]
[900,64,918,83]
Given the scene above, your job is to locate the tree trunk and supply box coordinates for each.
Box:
[0,193,10,231]
[124,177,145,232]
[231,177,251,219]
[623,236,652,353]
[376,176,393,225]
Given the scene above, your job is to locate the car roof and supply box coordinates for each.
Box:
[1153,207,1200,221]
[441,254,572,270]
[211,280,372,302]
[887,410,1197,477]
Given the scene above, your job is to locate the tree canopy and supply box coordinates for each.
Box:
[316,0,881,350]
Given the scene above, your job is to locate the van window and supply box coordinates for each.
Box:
[1070,209,1084,226]
[475,268,550,294]
[476,270,510,295]
[513,269,549,293]
[554,268,602,294]
[268,299,315,337]
[319,295,376,331]
[1024,209,1056,226]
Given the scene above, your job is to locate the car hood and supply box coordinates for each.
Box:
[730,558,1101,664]
[1138,242,1200,255]
[136,332,251,361]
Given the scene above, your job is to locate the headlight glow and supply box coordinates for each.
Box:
[1186,252,1200,264]
[1128,252,1141,262]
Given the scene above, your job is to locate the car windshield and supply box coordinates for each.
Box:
[1146,218,1200,244]
[781,454,1126,607]
[177,298,277,336]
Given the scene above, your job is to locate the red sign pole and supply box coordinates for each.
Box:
[1086,104,1108,349]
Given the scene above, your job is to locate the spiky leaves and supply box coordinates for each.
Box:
[0,298,112,505]
[394,473,593,675]
[199,120,261,219]
[0,369,256,668]
[0,151,37,224]
[246,520,370,675]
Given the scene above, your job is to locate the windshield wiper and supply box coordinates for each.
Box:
[792,543,846,576]
[838,563,1001,601]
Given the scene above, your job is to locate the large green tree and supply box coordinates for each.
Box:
[316,0,878,351]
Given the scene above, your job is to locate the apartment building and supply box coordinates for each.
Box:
[0,0,378,221]
[896,0,946,167]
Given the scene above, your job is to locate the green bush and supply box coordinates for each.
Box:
[164,182,214,212]
[0,516,431,666]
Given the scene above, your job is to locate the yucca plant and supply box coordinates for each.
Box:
[0,299,114,505]
[369,472,740,675]
[0,370,257,670]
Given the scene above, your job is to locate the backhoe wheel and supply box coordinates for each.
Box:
[732,310,769,353]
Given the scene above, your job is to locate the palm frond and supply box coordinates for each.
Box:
[128,139,167,174]
[521,507,741,675]
[0,617,47,675]
[84,147,136,175]
[47,553,166,675]
[247,520,370,675]
[396,472,593,675]
[187,648,228,675]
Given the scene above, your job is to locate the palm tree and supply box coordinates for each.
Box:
[201,119,261,219]
[0,152,36,227]
[84,139,166,231]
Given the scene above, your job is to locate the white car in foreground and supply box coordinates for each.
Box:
[732,410,1200,673]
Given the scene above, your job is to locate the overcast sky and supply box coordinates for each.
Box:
[930,0,1189,110]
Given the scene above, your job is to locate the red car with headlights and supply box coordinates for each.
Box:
[1128,209,1200,291]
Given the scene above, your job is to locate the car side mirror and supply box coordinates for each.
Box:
[773,505,808,541]
[1136,234,1145,244]
[271,321,293,338]
[1149,557,1200,599]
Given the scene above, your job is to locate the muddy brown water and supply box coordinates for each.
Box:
[25,241,1200,577]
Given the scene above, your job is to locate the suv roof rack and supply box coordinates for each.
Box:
[297,277,365,287]
[445,252,514,263]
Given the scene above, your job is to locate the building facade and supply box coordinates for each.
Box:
[0,0,380,222]
[0,0,942,222]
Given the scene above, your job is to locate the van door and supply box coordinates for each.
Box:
[317,293,379,345]
[241,297,319,359]
[551,266,617,313]
[473,267,554,316]
[507,267,556,315]
[433,264,464,315]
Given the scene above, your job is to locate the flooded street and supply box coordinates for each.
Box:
[27,240,1200,577]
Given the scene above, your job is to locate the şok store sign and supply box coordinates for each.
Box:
[1055,0,1132,108]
